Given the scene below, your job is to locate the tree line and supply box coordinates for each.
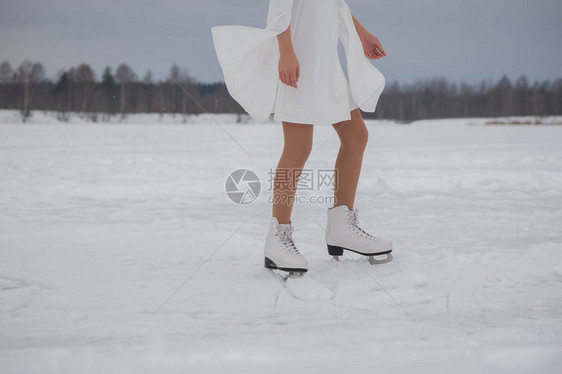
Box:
[0,60,560,122]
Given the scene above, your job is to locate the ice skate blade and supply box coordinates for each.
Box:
[331,253,393,264]
[264,257,308,273]
[368,253,393,264]
[327,244,393,258]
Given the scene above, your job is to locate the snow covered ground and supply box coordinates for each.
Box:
[1,111,561,373]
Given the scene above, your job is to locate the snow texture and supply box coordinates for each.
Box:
[1,110,561,373]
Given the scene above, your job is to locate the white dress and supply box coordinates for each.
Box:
[211,0,385,126]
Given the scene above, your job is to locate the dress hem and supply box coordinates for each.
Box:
[273,109,359,126]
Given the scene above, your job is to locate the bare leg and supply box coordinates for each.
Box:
[272,122,314,224]
[331,109,369,210]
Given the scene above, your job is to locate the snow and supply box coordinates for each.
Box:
[1,110,561,373]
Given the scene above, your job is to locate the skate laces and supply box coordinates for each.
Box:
[276,225,301,255]
[346,208,376,240]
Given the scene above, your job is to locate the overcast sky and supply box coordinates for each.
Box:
[1,0,561,85]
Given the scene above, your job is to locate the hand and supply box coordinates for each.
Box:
[278,51,299,88]
[360,32,386,60]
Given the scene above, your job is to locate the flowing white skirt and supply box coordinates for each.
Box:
[211,0,385,125]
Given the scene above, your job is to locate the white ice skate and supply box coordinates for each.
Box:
[325,205,393,263]
[264,217,308,273]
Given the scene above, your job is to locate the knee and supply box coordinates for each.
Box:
[357,125,369,149]
[283,139,313,163]
[342,124,369,151]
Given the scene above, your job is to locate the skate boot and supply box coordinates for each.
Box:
[264,217,308,273]
[325,205,393,263]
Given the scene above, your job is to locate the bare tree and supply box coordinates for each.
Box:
[65,67,77,114]
[17,61,33,119]
[531,81,548,117]
[16,60,45,121]
[53,69,70,121]
[75,63,96,115]
[553,78,562,115]
[115,63,137,118]
[459,82,473,117]
[514,75,529,116]
[179,67,194,122]
[0,61,15,109]
[0,61,14,83]
[168,64,181,115]
[143,70,153,113]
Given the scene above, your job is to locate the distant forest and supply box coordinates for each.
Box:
[1,60,561,122]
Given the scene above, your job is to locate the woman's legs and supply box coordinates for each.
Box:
[331,109,369,210]
[272,122,314,224]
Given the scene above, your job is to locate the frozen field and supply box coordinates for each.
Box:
[1,111,561,373]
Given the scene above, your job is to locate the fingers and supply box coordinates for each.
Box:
[375,41,387,57]
[279,71,287,86]
[291,69,298,88]
[365,49,377,59]
[363,39,387,59]
[282,71,291,88]
[279,69,299,88]
[365,47,385,59]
